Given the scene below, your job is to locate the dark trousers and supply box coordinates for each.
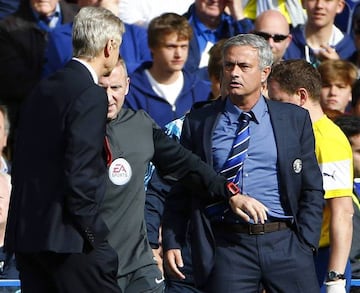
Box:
[16,240,121,293]
[117,263,165,293]
[204,227,319,293]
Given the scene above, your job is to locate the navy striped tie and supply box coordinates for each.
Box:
[204,111,254,220]
[220,111,253,184]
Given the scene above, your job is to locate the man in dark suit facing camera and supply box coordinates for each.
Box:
[4,6,124,293]
[162,34,325,293]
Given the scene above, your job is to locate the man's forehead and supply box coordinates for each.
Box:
[224,46,259,58]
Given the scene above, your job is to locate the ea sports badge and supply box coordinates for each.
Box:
[109,158,132,185]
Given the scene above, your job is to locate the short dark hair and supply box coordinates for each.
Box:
[147,13,192,49]
[334,115,360,139]
[208,39,227,81]
[268,59,322,101]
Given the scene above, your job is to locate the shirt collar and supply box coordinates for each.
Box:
[225,95,266,124]
[32,3,61,28]
[189,11,225,40]
[72,57,99,84]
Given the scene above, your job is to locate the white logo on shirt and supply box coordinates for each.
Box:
[108,158,132,185]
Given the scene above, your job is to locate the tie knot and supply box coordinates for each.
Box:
[239,111,253,124]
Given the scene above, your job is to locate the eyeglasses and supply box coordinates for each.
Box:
[253,31,289,43]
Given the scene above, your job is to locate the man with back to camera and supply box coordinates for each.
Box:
[4,6,124,293]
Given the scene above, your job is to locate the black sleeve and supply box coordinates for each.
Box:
[151,128,231,201]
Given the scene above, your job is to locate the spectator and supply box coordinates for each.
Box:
[284,0,356,66]
[183,0,253,80]
[125,12,210,128]
[253,9,292,64]
[252,9,293,98]
[42,0,151,77]
[162,34,324,292]
[318,59,358,120]
[0,0,78,158]
[268,59,354,293]
[4,7,124,292]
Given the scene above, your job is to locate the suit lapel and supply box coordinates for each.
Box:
[202,99,226,167]
[267,101,287,153]
[266,100,292,191]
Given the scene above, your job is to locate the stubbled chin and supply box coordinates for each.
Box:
[107,110,116,120]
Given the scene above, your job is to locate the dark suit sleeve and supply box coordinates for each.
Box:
[64,85,109,250]
[146,169,194,249]
[160,114,204,251]
[162,183,192,250]
[294,112,325,250]
[151,127,230,201]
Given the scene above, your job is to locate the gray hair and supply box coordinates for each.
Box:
[72,6,125,59]
[222,34,273,69]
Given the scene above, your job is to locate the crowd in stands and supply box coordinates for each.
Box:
[1,0,360,292]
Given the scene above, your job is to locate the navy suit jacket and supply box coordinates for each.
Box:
[4,60,109,254]
[162,97,324,288]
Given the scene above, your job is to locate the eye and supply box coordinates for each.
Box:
[110,85,122,91]
[224,62,235,71]
[336,84,348,89]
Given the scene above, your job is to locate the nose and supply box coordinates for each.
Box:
[174,46,183,58]
[106,87,114,102]
[315,0,324,8]
[328,85,339,96]
[267,38,275,48]
[230,65,240,78]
